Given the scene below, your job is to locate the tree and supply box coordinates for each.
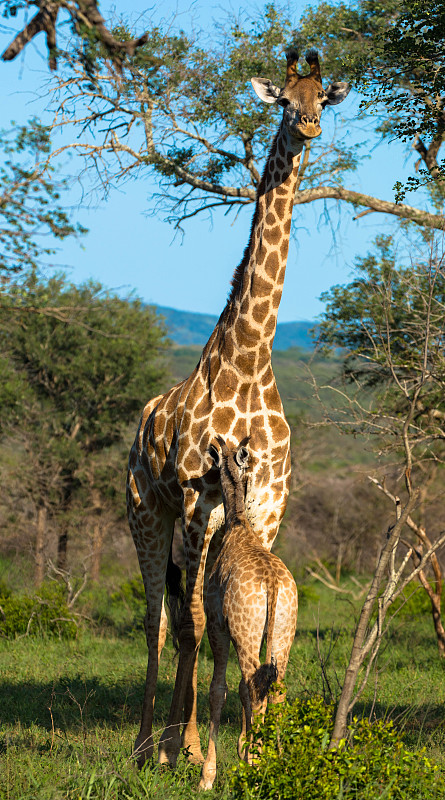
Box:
[313,234,445,740]
[299,0,445,200]
[10,2,438,234]
[318,234,445,433]
[2,3,445,231]
[0,118,86,281]
[355,0,445,199]
[0,271,169,574]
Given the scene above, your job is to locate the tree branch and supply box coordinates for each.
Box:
[1,0,149,71]
[2,2,59,68]
[292,186,445,230]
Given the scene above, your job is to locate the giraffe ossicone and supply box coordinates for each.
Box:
[126,47,350,768]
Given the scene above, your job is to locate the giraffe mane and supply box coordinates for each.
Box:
[218,129,281,339]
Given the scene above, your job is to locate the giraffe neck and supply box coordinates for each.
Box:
[218,123,303,374]
[219,460,247,531]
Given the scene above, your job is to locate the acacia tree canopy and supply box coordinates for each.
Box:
[0,119,87,279]
[0,271,170,563]
[360,0,445,199]
[299,0,445,199]
[48,1,445,230]
[1,2,444,231]
[1,271,169,449]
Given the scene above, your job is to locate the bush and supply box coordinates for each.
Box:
[109,574,146,624]
[231,696,444,799]
[111,574,145,611]
[0,582,78,639]
[392,581,432,616]
[296,583,320,607]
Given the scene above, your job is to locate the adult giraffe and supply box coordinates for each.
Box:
[127,47,350,767]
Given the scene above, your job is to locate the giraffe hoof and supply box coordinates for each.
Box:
[183,745,204,765]
[158,725,182,767]
[158,749,177,767]
[198,776,215,791]
[158,740,180,767]
[181,727,204,764]
[133,734,154,769]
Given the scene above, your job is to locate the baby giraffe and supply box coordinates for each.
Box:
[199,436,298,791]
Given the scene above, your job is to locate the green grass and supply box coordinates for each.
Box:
[1,582,445,799]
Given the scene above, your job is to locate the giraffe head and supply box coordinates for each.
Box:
[208,436,250,510]
[208,436,250,474]
[251,48,350,141]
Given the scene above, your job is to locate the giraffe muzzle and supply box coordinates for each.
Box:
[296,120,321,140]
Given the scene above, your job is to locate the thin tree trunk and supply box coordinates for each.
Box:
[91,523,104,582]
[413,545,445,658]
[410,476,445,657]
[330,494,417,747]
[57,527,68,572]
[428,589,445,657]
[35,505,47,586]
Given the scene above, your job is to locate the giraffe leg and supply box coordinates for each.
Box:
[199,603,230,790]
[268,653,288,706]
[158,497,213,766]
[128,476,175,767]
[236,642,262,762]
[133,596,169,765]
[158,576,206,765]
[238,677,252,760]
[237,650,268,764]
[269,579,299,705]
[181,657,204,764]
[180,529,224,764]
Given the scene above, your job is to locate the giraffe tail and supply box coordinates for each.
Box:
[265,566,278,667]
[248,569,279,703]
[248,658,278,704]
[165,544,185,653]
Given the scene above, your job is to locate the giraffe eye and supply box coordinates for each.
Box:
[277,96,290,108]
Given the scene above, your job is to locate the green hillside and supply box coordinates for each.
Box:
[166,345,374,476]
[156,305,317,350]
[167,345,341,420]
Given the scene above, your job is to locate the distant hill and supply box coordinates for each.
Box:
[155,305,317,350]
[167,345,341,421]
[273,320,318,351]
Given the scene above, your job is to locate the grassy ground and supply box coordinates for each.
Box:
[1,581,445,799]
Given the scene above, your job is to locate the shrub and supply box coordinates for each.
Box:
[0,582,78,639]
[111,574,144,603]
[90,574,147,634]
[392,581,432,616]
[231,696,444,799]
[110,575,145,615]
[296,583,320,607]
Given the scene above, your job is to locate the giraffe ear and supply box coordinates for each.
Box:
[251,77,281,104]
[324,81,350,106]
[235,445,249,469]
[208,443,221,469]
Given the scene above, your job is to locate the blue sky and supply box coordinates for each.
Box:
[0,0,427,322]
